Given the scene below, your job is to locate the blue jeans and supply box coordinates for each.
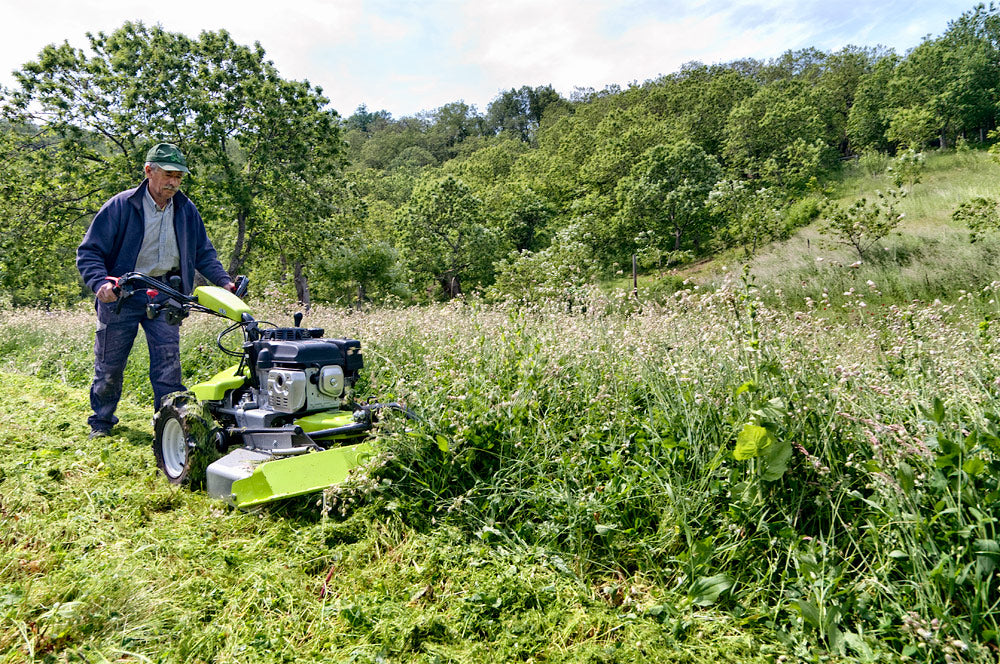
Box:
[88,293,184,432]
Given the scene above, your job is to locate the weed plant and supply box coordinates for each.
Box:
[4,277,1000,661]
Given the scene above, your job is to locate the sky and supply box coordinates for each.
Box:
[0,0,981,119]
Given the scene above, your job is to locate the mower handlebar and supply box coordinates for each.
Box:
[109,272,249,324]
[114,272,194,303]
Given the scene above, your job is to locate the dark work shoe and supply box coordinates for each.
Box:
[89,428,111,439]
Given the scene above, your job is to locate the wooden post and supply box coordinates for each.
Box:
[632,254,638,299]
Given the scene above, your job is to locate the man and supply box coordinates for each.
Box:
[77,143,234,438]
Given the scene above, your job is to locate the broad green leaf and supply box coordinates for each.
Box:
[975,539,1000,577]
[760,437,792,481]
[735,424,773,460]
[435,434,450,452]
[792,599,821,628]
[922,397,945,424]
[963,457,986,476]
[897,462,915,493]
[843,631,875,661]
[688,574,734,606]
[752,397,788,425]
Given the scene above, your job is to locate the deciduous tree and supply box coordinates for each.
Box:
[616,141,722,253]
[395,175,497,298]
[4,22,343,280]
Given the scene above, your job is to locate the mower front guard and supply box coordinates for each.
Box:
[207,441,375,508]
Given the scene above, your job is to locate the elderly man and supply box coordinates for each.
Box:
[77,143,234,438]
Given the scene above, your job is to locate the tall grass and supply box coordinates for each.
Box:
[3,275,999,661]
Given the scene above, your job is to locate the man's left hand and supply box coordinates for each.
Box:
[224,282,237,293]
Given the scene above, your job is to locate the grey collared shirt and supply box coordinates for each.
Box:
[135,189,180,276]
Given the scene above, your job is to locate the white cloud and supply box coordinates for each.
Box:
[0,0,980,117]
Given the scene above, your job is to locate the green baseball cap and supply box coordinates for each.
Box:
[145,143,190,173]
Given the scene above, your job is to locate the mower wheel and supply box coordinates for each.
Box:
[152,392,217,487]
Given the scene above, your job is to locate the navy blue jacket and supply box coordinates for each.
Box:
[77,180,231,295]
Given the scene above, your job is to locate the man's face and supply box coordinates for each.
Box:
[145,164,184,202]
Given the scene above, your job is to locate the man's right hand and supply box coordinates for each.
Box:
[97,282,119,303]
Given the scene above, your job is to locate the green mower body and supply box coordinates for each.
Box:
[108,272,409,509]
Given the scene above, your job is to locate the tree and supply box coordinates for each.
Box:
[486,85,570,141]
[427,101,486,155]
[4,22,344,279]
[887,148,925,192]
[722,79,825,179]
[311,238,406,305]
[395,175,498,298]
[0,123,89,305]
[616,141,722,253]
[820,189,904,258]
[886,108,938,151]
[488,221,600,302]
[952,196,1000,243]
[813,46,883,155]
[846,54,899,153]
[660,66,757,156]
[707,180,786,258]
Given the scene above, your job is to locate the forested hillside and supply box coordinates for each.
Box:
[2,5,1000,306]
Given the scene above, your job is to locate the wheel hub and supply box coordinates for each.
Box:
[160,417,189,479]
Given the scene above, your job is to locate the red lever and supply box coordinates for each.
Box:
[146,289,159,298]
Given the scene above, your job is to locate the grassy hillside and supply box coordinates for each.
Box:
[661,149,1000,309]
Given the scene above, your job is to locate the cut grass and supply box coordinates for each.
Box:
[0,369,793,663]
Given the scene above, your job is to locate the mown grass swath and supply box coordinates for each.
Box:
[2,275,1000,661]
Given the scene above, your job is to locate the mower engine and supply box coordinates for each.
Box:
[253,327,363,415]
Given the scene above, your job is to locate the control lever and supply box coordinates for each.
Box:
[233,275,249,298]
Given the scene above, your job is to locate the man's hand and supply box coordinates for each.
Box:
[224,281,237,293]
[97,282,119,303]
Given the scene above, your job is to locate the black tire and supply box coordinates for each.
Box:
[152,392,217,488]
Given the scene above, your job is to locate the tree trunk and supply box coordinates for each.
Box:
[439,274,462,298]
[356,283,366,310]
[228,210,248,275]
[293,261,311,310]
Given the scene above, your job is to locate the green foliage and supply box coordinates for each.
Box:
[311,239,408,305]
[616,141,722,255]
[888,148,925,192]
[708,180,786,258]
[782,196,823,231]
[953,196,1000,243]
[0,127,87,306]
[857,150,891,176]
[1,21,343,301]
[395,174,499,298]
[820,189,905,258]
[487,222,601,301]
[887,107,939,151]
[485,85,569,142]
[722,79,825,178]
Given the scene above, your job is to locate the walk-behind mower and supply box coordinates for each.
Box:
[109,271,409,509]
